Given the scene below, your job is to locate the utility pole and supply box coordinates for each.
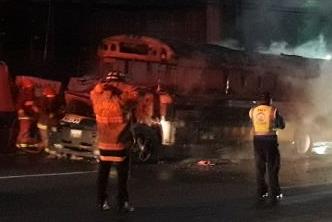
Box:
[206,0,221,43]
[43,0,53,62]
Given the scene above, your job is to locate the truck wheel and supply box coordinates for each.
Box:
[133,124,161,163]
[294,130,311,155]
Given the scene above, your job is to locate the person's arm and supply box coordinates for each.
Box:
[275,110,285,129]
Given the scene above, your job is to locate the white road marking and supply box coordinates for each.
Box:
[0,170,97,180]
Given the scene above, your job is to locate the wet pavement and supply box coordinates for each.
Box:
[1,145,332,221]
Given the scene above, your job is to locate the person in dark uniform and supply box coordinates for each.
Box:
[249,92,285,204]
[90,71,138,212]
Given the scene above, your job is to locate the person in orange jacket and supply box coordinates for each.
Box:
[16,78,40,150]
[37,86,63,150]
[90,71,138,212]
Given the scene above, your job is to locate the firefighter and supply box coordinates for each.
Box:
[249,92,285,205]
[16,78,40,150]
[37,86,62,150]
[0,61,17,153]
[90,71,138,212]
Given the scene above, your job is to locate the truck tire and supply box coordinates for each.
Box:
[294,129,311,155]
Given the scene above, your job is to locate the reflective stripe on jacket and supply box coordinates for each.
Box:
[249,105,277,136]
[98,142,126,162]
[96,115,124,124]
[37,122,48,130]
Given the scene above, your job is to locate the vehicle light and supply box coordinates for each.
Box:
[312,142,328,155]
[160,117,175,146]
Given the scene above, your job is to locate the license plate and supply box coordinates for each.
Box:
[70,129,82,138]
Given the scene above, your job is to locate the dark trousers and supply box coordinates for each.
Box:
[253,135,281,197]
[97,158,129,206]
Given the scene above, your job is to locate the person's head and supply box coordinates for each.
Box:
[261,92,272,105]
[104,71,126,82]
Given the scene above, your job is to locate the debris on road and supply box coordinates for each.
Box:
[197,160,215,166]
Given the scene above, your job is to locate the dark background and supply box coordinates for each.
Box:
[0,0,331,82]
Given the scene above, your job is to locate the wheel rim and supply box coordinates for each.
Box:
[137,136,152,162]
[296,134,311,154]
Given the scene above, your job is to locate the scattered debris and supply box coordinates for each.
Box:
[69,155,84,161]
[197,160,215,166]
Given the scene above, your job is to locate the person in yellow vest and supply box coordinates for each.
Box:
[249,92,285,205]
[90,71,138,212]
[16,79,40,150]
[37,86,63,151]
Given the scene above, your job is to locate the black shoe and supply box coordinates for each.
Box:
[99,200,111,211]
[118,201,135,213]
[270,193,283,205]
[256,192,269,202]
[255,193,269,207]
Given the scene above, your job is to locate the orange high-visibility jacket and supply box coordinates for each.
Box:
[16,87,39,120]
[90,81,138,162]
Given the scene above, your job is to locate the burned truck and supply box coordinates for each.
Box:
[49,35,325,160]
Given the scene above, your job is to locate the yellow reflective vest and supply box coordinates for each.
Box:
[249,105,277,136]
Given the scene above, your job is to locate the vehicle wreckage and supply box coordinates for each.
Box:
[47,35,328,161]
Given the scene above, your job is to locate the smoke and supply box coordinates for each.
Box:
[258,34,331,60]
[226,0,332,56]
[217,39,244,51]
[218,34,331,60]
[307,61,332,116]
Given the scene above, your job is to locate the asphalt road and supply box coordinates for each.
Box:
[1,150,332,222]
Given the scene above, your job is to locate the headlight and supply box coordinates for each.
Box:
[312,142,328,155]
